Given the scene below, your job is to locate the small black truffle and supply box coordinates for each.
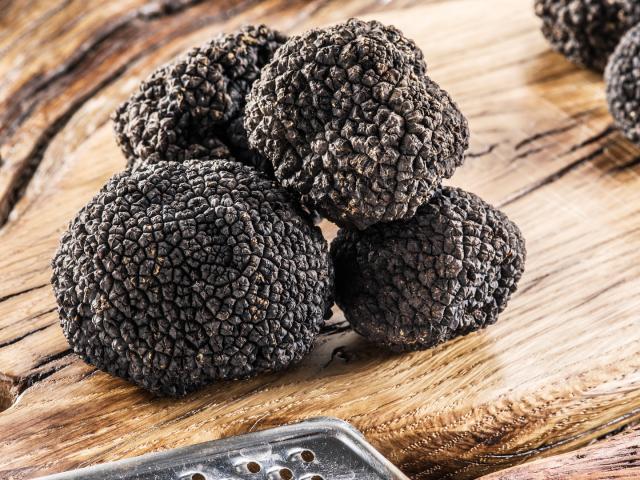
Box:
[245,19,469,230]
[331,187,525,351]
[51,160,333,396]
[606,23,640,144]
[113,25,286,172]
[534,0,640,71]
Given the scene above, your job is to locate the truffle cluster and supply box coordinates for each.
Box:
[53,19,526,396]
[605,23,640,144]
[113,25,286,172]
[245,19,469,229]
[242,19,523,350]
[52,161,333,396]
[534,0,640,71]
[535,2,640,164]
[331,188,525,351]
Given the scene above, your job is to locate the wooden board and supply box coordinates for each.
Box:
[1,0,640,478]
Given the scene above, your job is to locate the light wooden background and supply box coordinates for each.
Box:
[1,0,640,479]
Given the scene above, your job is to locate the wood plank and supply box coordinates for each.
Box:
[1,0,640,479]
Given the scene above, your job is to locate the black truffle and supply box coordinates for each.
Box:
[245,19,469,230]
[534,0,640,71]
[605,23,640,144]
[113,25,287,172]
[331,187,525,351]
[51,160,333,396]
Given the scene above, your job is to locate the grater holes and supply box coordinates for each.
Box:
[235,460,264,475]
[289,448,316,464]
[267,467,294,480]
[300,450,315,463]
[279,468,293,479]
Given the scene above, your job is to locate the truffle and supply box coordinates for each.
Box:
[605,23,640,144]
[534,0,640,71]
[331,187,525,351]
[113,25,287,172]
[51,160,334,396]
[245,19,469,230]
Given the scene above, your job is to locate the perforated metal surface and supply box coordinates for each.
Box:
[36,417,409,480]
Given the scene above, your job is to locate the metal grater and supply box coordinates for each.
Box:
[36,417,409,480]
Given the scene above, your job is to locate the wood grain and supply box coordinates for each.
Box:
[479,426,640,479]
[1,0,640,479]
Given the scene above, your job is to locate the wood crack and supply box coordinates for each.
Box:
[514,123,577,151]
[17,353,74,394]
[0,282,48,304]
[0,344,71,408]
[0,61,133,227]
[510,145,548,163]
[563,124,615,156]
[481,406,640,460]
[607,155,640,175]
[467,143,499,159]
[31,349,72,371]
[0,353,78,412]
[0,309,56,348]
[500,145,605,208]
[0,0,210,229]
[0,0,205,144]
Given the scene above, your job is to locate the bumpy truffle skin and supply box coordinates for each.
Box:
[331,187,525,351]
[245,19,469,230]
[51,160,333,396]
[113,25,286,172]
[534,0,640,71]
[605,24,640,144]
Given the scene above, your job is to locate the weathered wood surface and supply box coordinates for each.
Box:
[1,0,640,479]
[479,425,640,479]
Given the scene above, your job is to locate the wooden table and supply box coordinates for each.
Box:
[1,0,639,478]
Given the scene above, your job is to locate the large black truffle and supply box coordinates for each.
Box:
[245,19,469,230]
[51,160,333,396]
[113,25,286,172]
[534,0,640,71]
[605,23,640,144]
[331,187,525,351]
